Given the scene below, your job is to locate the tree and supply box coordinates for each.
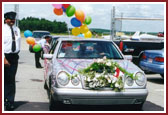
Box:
[19,17,68,33]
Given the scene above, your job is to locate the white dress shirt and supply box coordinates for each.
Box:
[4,24,21,54]
[36,39,46,48]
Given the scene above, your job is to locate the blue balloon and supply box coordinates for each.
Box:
[62,6,66,12]
[77,34,84,38]
[24,30,33,38]
[71,17,82,27]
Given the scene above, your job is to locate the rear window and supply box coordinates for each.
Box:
[57,41,123,59]
[33,32,50,38]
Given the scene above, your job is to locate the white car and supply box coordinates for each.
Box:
[43,37,148,110]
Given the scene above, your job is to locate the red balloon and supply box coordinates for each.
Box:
[62,4,70,8]
[53,8,63,16]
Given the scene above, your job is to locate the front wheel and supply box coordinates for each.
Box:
[133,104,143,111]
[49,92,63,111]
[160,74,164,79]
[44,81,48,90]
[49,93,56,111]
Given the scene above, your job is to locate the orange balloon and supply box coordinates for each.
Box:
[53,8,63,16]
[26,37,35,45]
[75,10,85,22]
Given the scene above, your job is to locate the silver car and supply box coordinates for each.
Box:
[43,38,148,110]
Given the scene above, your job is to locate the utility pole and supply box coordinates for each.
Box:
[121,13,123,32]
[111,6,115,41]
[14,4,19,27]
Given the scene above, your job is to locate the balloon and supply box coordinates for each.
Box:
[52,4,62,9]
[66,5,75,17]
[62,4,70,8]
[84,31,92,38]
[80,25,89,33]
[24,30,32,38]
[71,17,82,27]
[75,10,85,22]
[84,16,92,25]
[72,27,80,36]
[53,8,63,16]
[33,44,41,52]
[77,34,84,38]
[26,37,35,45]
[62,6,66,12]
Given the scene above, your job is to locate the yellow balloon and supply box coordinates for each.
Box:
[80,25,89,33]
[72,27,80,36]
[84,31,92,38]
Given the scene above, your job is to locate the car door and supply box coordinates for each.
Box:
[45,40,58,84]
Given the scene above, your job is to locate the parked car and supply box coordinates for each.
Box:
[32,30,50,41]
[43,37,148,110]
[139,49,164,78]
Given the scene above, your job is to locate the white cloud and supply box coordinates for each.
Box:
[3,3,165,32]
[73,4,94,16]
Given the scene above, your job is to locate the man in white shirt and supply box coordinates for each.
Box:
[4,11,21,111]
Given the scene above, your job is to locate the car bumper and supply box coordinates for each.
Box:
[51,87,148,105]
[140,61,164,74]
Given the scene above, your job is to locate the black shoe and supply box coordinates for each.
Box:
[6,103,15,111]
[36,66,43,68]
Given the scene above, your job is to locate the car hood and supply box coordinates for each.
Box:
[53,59,142,75]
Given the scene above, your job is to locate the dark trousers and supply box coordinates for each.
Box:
[35,51,42,67]
[4,53,19,104]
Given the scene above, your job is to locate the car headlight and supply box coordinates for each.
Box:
[135,72,146,86]
[125,76,134,86]
[57,71,70,86]
[71,77,80,86]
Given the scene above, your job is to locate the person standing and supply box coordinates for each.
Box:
[4,11,21,111]
[34,35,52,68]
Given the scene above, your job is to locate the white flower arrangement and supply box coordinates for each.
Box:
[70,57,135,92]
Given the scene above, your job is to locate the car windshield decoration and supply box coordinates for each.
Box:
[57,41,123,59]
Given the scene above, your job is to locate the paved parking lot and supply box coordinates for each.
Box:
[3,38,165,112]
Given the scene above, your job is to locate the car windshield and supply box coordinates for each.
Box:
[33,32,50,38]
[57,41,123,59]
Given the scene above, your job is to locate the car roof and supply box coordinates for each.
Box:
[57,37,113,42]
[33,30,50,33]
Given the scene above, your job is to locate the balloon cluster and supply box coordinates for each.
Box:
[52,4,92,38]
[24,30,41,52]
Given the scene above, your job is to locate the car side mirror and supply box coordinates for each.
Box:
[124,55,132,61]
[43,54,53,60]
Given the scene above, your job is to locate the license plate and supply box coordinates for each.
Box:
[148,58,153,63]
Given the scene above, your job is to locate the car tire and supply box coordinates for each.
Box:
[49,91,63,111]
[160,74,164,79]
[48,77,63,111]
[49,93,56,111]
[44,81,48,90]
[134,104,143,111]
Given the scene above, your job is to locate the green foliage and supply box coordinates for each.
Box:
[19,17,68,33]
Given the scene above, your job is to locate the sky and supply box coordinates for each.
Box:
[3,3,165,32]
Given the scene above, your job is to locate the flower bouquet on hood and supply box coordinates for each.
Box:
[78,57,134,92]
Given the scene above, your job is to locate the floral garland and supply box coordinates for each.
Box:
[69,57,135,92]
